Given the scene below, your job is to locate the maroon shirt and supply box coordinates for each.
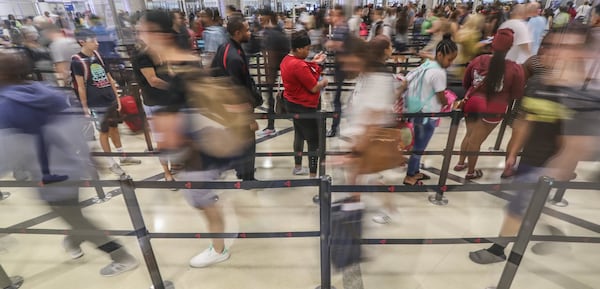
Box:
[463,54,525,105]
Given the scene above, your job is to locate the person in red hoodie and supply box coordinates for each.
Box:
[567,1,578,19]
[280,30,328,177]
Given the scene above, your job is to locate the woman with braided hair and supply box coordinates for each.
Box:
[454,29,525,180]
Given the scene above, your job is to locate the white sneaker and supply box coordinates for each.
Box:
[257,128,277,137]
[371,209,397,224]
[62,237,84,259]
[292,167,309,175]
[189,245,230,268]
[100,257,139,276]
[109,163,126,176]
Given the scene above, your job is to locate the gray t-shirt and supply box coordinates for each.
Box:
[49,37,81,64]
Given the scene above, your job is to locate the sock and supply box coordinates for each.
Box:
[486,243,506,256]
[107,157,117,166]
[116,147,126,161]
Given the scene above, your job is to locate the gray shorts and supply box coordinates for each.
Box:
[178,170,220,208]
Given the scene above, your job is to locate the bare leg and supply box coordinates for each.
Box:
[457,119,476,166]
[504,118,531,173]
[99,132,111,153]
[108,127,122,149]
[466,120,498,174]
[202,205,225,253]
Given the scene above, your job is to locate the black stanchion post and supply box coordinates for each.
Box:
[549,188,569,207]
[316,175,335,289]
[492,99,516,151]
[131,85,154,152]
[119,177,172,289]
[314,112,328,204]
[0,265,23,289]
[319,111,327,177]
[493,120,508,151]
[429,110,461,205]
[89,163,111,203]
[494,176,553,289]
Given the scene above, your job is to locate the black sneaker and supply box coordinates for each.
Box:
[326,129,337,138]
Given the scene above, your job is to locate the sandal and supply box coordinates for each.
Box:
[403,176,424,186]
[414,172,431,180]
[453,163,468,172]
[465,169,483,180]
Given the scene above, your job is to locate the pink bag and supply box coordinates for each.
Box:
[441,89,457,113]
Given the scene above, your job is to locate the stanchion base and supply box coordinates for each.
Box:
[313,194,320,205]
[315,286,336,289]
[0,192,10,201]
[93,192,113,204]
[428,194,449,206]
[548,198,569,207]
[4,276,24,289]
[488,147,505,152]
[149,280,174,289]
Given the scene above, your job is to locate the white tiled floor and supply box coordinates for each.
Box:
[1,114,599,289]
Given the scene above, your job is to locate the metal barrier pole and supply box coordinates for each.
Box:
[0,265,23,289]
[314,112,328,204]
[549,188,569,207]
[316,175,334,289]
[492,99,516,151]
[119,177,172,289]
[91,166,111,203]
[429,110,461,205]
[319,112,327,177]
[131,86,154,152]
[493,120,508,151]
[494,176,554,289]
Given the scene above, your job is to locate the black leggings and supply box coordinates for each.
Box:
[284,99,319,174]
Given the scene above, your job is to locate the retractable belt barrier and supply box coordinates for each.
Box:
[19,55,592,289]
[1,176,599,289]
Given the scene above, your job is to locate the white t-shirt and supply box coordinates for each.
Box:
[499,19,533,64]
[344,72,399,138]
[419,68,447,113]
[348,15,362,37]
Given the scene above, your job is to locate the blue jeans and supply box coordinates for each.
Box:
[407,117,437,176]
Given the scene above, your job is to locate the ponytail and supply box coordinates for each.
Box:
[484,51,507,99]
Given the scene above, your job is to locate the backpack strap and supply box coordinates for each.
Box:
[93,50,106,68]
[72,54,89,82]
[406,60,441,112]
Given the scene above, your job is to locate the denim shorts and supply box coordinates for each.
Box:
[507,164,544,216]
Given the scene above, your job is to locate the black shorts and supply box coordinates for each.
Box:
[90,103,120,133]
[540,86,600,136]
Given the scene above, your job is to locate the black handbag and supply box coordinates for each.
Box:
[330,199,363,269]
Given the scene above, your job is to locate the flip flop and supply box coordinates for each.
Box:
[403,176,424,186]
[453,163,468,172]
